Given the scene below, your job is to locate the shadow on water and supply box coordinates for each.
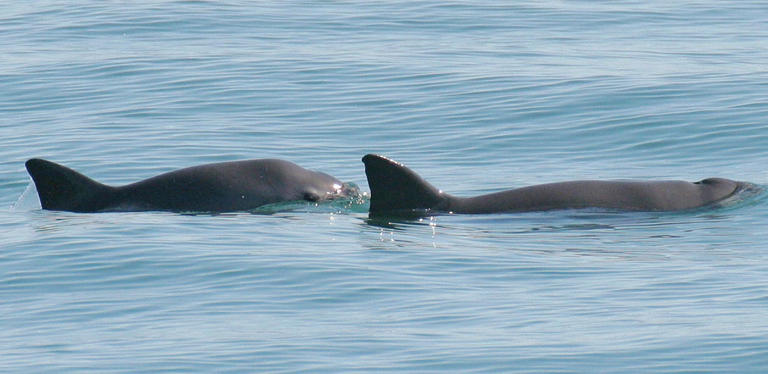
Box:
[364,213,438,230]
[248,183,369,215]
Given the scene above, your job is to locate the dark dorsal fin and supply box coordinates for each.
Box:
[25,159,115,212]
[362,154,446,215]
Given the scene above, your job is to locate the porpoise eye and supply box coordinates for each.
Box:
[303,191,320,202]
[694,178,716,185]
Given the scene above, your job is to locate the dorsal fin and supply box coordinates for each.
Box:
[25,159,115,212]
[362,154,447,215]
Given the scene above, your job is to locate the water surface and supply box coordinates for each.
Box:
[2,1,768,372]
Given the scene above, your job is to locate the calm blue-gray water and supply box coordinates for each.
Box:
[2,1,768,372]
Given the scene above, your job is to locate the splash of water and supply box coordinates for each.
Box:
[9,181,40,212]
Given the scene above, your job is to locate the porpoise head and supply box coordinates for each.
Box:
[299,171,360,202]
[693,177,744,204]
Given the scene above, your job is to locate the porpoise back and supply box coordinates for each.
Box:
[26,158,353,213]
[362,154,743,215]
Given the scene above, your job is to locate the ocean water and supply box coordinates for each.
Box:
[2,1,768,372]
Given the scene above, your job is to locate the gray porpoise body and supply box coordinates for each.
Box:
[362,154,744,215]
[25,158,353,213]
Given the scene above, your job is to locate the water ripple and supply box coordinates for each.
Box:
[3,1,768,373]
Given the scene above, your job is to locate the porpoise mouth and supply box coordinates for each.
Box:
[729,181,758,199]
[714,181,763,209]
[733,182,762,196]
